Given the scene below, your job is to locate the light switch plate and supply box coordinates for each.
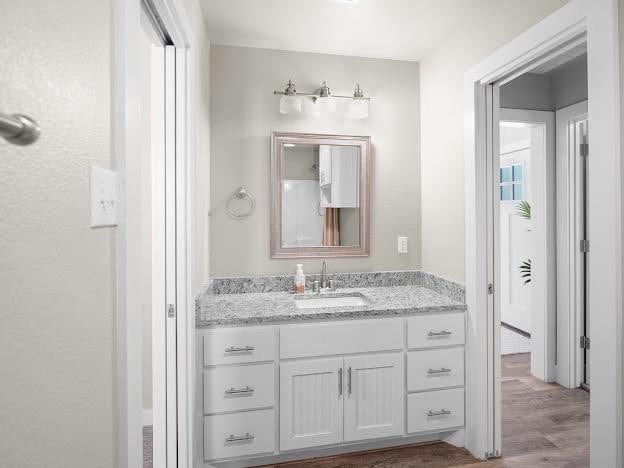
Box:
[397,236,408,254]
[90,165,118,228]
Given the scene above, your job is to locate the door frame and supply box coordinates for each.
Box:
[113,0,195,466]
[555,100,589,389]
[499,108,556,383]
[464,0,621,464]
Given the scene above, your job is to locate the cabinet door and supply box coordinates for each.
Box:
[344,353,404,442]
[280,357,344,451]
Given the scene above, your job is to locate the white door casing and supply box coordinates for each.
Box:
[343,353,404,442]
[555,100,588,389]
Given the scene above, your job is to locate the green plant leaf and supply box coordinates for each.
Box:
[517,200,531,220]
[519,258,531,284]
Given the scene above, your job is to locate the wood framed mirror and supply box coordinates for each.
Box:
[270,132,371,258]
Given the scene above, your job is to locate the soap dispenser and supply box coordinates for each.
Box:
[294,264,305,294]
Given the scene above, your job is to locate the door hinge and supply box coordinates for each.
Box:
[487,283,494,295]
[580,142,589,157]
[580,239,590,253]
[486,450,500,459]
[167,304,176,318]
[580,336,590,349]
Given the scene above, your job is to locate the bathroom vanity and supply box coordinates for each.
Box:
[195,272,466,467]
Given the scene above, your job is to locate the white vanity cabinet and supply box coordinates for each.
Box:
[197,312,465,466]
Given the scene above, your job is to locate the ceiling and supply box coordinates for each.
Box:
[530,42,587,74]
[198,0,488,61]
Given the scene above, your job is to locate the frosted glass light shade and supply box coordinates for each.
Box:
[279,95,302,114]
[348,99,368,119]
[315,96,336,115]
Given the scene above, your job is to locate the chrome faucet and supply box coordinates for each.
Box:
[321,259,328,289]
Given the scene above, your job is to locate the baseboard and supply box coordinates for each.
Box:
[143,409,153,427]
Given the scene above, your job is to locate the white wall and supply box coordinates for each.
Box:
[184,0,212,291]
[0,0,114,465]
[209,45,421,277]
[420,0,569,282]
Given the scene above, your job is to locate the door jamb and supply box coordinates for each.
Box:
[113,0,194,466]
[463,0,621,464]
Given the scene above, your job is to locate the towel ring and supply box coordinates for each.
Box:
[227,187,255,220]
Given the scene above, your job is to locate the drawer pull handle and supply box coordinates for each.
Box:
[427,367,451,375]
[224,386,255,395]
[338,368,343,396]
[225,432,255,442]
[224,345,255,353]
[428,330,452,337]
[427,409,452,417]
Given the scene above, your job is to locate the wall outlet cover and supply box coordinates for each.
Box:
[90,165,118,228]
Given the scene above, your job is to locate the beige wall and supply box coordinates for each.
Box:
[209,45,421,276]
[419,0,569,282]
[0,0,114,466]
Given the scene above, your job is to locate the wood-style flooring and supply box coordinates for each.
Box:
[268,353,589,468]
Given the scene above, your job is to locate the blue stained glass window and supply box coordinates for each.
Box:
[512,164,523,181]
[513,184,523,200]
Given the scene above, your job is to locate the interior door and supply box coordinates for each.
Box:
[279,358,344,451]
[499,139,532,334]
[343,353,404,442]
[578,119,589,389]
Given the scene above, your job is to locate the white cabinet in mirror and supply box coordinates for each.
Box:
[271,132,370,258]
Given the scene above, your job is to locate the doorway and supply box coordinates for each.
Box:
[464,2,620,465]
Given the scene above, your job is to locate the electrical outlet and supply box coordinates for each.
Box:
[397,236,408,254]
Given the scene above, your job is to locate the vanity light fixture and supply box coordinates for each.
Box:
[347,84,369,119]
[274,79,371,118]
[279,79,302,114]
[315,81,336,115]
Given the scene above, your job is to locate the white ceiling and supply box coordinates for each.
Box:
[530,42,587,74]
[198,0,488,61]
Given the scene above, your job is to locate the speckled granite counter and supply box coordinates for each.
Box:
[196,271,466,327]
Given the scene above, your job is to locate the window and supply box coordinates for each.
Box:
[500,164,524,201]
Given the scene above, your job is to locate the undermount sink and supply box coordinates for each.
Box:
[293,293,368,310]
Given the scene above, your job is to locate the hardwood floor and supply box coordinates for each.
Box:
[268,353,589,468]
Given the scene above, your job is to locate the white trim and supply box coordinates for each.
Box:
[555,100,588,389]
[464,0,622,464]
[114,0,194,466]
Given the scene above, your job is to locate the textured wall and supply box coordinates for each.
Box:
[209,45,421,276]
[419,0,569,282]
[0,0,114,466]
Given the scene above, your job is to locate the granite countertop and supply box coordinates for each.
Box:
[196,284,466,327]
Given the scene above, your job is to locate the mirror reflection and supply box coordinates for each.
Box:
[281,143,360,248]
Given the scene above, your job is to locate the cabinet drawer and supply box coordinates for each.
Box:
[407,388,464,433]
[407,313,465,349]
[204,363,275,414]
[204,409,275,461]
[407,348,464,391]
[280,318,403,359]
[203,326,275,366]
